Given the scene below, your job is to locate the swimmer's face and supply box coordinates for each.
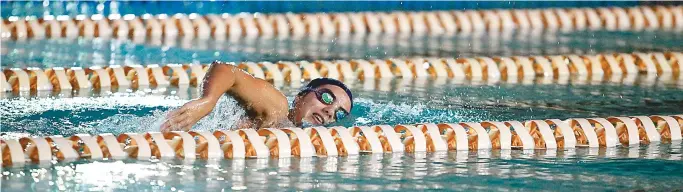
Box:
[292,84,352,126]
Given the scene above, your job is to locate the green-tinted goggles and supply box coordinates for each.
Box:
[312,88,350,121]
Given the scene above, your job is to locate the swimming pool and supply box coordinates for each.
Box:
[3,3,683,191]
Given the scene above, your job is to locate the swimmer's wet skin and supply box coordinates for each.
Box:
[160,61,353,132]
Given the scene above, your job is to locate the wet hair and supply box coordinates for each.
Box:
[297,78,354,110]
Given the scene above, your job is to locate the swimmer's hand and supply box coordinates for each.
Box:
[160,98,218,132]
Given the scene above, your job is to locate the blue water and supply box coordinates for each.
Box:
[2,142,682,191]
[1,1,641,18]
[3,2,683,191]
[3,30,682,69]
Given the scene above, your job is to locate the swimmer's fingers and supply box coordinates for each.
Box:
[160,112,190,132]
[166,107,186,118]
[176,118,196,132]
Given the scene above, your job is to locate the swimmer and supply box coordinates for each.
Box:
[160,61,353,132]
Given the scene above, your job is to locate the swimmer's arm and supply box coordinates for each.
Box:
[161,61,260,132]
[200,61,255,102]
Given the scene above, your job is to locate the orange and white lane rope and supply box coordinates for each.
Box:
[2,6,682,40]
[1,51,682,93]
[2,114,681,166]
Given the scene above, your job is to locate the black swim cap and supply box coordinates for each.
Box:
[299,78,353,110]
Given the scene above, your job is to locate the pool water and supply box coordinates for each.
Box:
[3,7,683,192]
[1,142,682,191]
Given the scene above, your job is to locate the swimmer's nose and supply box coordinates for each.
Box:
[321,107,334,123]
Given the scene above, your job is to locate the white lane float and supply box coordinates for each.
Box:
[117,133,152,160]
[26,19,45,38]
[545,119,577,148]
[163,64,190,86]
[258,128,292,158]
[649,115,682,141]
[651,52,673,75]
[597,8,617,31]
[281,128,315,157]
[438,11,458,33]
[378,13,397,35]
[44,67,72,91]
[393,125,428,152]
[18,137,52,163]
[531,56,554,77]
[505,121,536,150]
[628,7,646,31]
[607,117,642,145]
[185,64,207,86]
[548,56,571,77]
[66,67,93,89]
[253,14,274,37]
[640,6,660,30]
[477,57,502,81]
[350,126,384,153]
[425,58,449,77]
[634,52,659,75]
[480,122,512,150]
[460,122,493,150]
[205,14,227,37]
[106,65,131,87]
[213,130,246,159]
[124,65,151,88]
[371,125,405,153]
[418,124,449,152]
[588,118,619,147]
[583,8,603,30]
[190,131,223,159]
[566,55,589,76]
[4,68,31,92]
[299,61,322,80]
[541,9,560,31]
[524,120,558,149]
[145,132,176,159]
[555,8,574,32]
[567,118,601,148]
[2,139,27,166]
[482,10,501,33]
[632,116,662,143]
[271,14,290,38]
[286,13,306,38]
[306,127,339,156]
[387,59,413,78]
[87,66,113,88]
[70,134,104,159]
[259,62,285,82]
[453,11,473,34]
[238,129,269,158]
[393,12,412,35]
[97,133,127,159]
[653,6,673,29]
[318,13,336,37]
[364,13,383,35]
[313,60,340,79]
[408,12,428,35]
[25,68,53,91]
[163,131,198,160]
[611,7,631,30]
[332,13,351,36]
[277,61,303,83]
[46,136,80,161]
[569,8,587,30]
[330,126,360,156]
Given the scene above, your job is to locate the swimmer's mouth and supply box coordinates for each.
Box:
[312,113,325,125]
